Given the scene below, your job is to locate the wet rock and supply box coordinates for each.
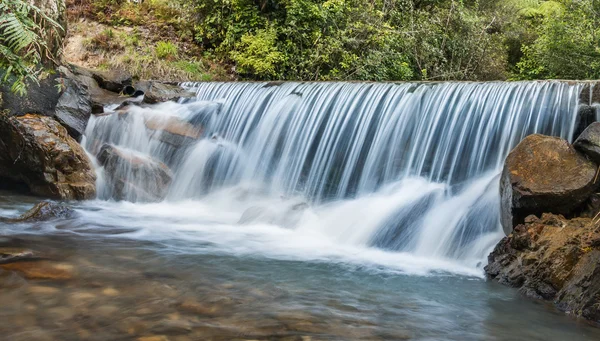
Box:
[1,202,76,223]
[0,113,96,200]
[485,213,600,323]
[500,134,598,235]
[145,116,202,148]
[90,69,133,94]
[54,76,92,141]
[0,248,36,264]
[97,144,173,202]
[0,73,62,117]
[572,105,597,141]
[575,122,600,164]
[0,261,74,280]
[137,81,195,104]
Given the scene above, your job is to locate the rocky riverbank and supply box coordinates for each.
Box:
[486,125,600,324]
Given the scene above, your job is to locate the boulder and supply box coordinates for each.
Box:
[0,202,76,223]
[572,105,597,141]
[137,81,195,104]
[0,73,62,117]
[485,213,600,322]
[574,122,600,164]
[0,113,96,200]
[500,134,598,235]
[54,76,92,141]
[96,144,173,202]
[90,69,133,94]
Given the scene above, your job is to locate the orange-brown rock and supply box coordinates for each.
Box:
[0,261,74,280]
[500,134,598,235]
[0,113,96,200]
[145,116,202,147]
[485,213,600,322]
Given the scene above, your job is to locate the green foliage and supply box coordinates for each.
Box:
[0,0,63,95]
[515,0,600,80]
[193,0,508,81]
[155,41,178,60]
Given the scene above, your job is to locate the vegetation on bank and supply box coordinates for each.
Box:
[0,0,64,95]
[67,0,600,81]
[3,0,600,91]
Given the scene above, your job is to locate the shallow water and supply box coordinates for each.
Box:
[1,192,600,341]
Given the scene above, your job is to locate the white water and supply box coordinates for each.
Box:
[83,81,581,276]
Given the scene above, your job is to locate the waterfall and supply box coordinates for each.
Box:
[84,81,582,268]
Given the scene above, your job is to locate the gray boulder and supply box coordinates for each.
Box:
[574,122,600,164]
[97,144,173,202]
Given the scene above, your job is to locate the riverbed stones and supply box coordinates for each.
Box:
[574,122,600,164]
[500,134,598,235]
[96,144,173,202]
[0,113,96,200]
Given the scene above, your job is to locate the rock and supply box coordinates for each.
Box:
[90,69,133,94]
[0,202,76,223]
[54,76,92,141]
[0,261,74,280]
[0,113,96,200]
[0,248,36,264]
[97,144,173,202]
[145,116,202,148]
[60,65,133,109]
[574,122,600,164]
[137,81,195,104]
[485,213,600,322]
[572,105,597,141]
[0,73,62,117]
[500,134,598,235]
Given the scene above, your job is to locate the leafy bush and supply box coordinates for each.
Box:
[0,0,64,95]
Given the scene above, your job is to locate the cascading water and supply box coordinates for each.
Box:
[84,81,581,273]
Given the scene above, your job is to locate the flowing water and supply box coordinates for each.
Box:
[1,81,600,340]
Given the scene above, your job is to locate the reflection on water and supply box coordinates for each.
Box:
[1,194,600,341]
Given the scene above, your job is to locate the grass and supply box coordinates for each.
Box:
[65,0,230,82]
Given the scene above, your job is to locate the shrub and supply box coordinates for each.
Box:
[0,0,64,95]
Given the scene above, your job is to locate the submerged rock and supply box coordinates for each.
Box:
[0,248,36,265]
[0,113,96,200]
[574,122,600,164]
[500,134,598,235]
[145,116,203,148]
[97,144,173,202]
[0,202,76,223]
[0,261,74,280]
[485,213,600,322]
